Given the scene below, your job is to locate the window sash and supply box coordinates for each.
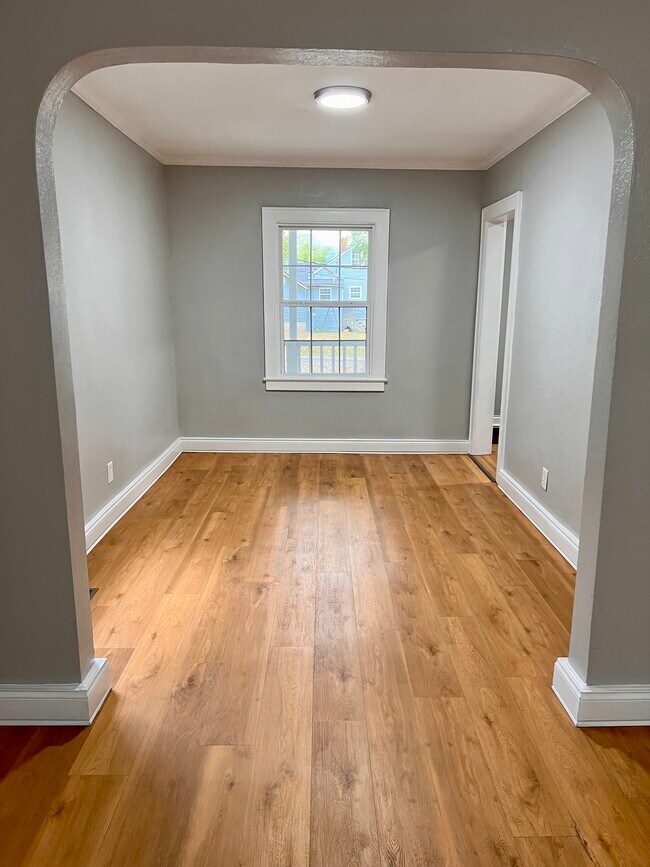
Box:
[280,224,370,378]
[281,298,368,376]
[281,300,368,308]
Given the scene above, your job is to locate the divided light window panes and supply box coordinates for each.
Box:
[262,208,390,392]
[282,228,369,377]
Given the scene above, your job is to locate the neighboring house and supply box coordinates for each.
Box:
[282,241,368,373]
[283,244,367,348]
[282,245,368,305]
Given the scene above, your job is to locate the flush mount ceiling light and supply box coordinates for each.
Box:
[314,86,372,110]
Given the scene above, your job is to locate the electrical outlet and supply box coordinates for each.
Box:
[107,461,114,485]
[541,467,549,491]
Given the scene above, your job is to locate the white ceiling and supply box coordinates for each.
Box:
[72,64,588,171]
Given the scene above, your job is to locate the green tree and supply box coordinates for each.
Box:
[346,230,368,265]
[283,229,368,264]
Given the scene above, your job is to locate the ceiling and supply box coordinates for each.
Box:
[72,64,588,171]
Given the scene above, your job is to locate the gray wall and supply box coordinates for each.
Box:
[53,95,179,523]
[166,167,484,440]
[485,97,613,537]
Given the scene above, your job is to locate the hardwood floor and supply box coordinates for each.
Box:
[473,442,498,480]
[1,452,649,865]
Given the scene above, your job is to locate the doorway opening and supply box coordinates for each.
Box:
[33,48,628,737]
[469,193,522,466]
[469,193,521,483]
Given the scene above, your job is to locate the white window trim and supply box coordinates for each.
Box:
[262,207,390,392]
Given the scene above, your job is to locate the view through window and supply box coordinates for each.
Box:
[282,227,369,376]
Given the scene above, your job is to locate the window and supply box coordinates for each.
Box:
[262,208,390,391]
[348,285,363,301]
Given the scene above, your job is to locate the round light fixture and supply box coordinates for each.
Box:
[314,86,372,110]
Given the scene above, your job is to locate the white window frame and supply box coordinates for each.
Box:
[262,207,390,392]
[318,286,333,301]
[348,285,363,301]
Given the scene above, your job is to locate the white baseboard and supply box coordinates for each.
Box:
[85,438,182,552]
[553,658,650,727]
[0,658,111,726]
[497,468,578,567]
[181,437,469,455]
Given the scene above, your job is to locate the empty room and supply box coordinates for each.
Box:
[1,46,649,867]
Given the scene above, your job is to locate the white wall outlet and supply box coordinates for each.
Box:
[107,461,114,485]
[541,466,549,491]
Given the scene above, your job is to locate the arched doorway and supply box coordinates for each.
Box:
[34,48,632,721]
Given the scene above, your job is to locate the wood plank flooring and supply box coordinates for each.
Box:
[1,452,649,865]
[473,442,498,480]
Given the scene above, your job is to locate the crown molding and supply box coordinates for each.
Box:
[71,83,166,164]
[71,80,587,172]
[480,83,589,169]
[162,155,484,170]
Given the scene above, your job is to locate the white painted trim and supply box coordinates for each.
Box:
[85,438,182,552]
[482,84,588,169]
[469,220,507,453]
[71,83,166,163]
[261,207,390,392]
[264,377,386,392]
[469,192,523,457]
[0,658,111,726]
[163,154,486,170]
[181,437,468,455]
[497,468,578,567]
[552,658,650,727]
[494,199,523,484]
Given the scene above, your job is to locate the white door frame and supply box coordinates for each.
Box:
[469,192,523,478]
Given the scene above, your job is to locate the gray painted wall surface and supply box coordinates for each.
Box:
[53,95,179,523]
[166,166,484,440]
[485,97,613,537]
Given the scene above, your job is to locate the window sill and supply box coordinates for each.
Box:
[264,377,386,392]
